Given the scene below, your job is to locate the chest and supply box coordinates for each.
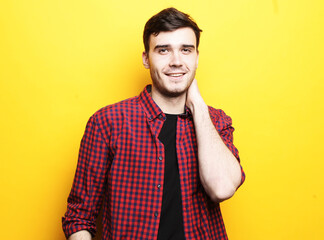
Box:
[107,116,199,195]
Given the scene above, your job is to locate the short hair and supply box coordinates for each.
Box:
[143,8,202,53]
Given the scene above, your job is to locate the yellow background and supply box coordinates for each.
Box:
[1,0,323,239]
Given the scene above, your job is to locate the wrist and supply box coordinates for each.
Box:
[189,99,208,116]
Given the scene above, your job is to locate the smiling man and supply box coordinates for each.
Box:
[62,8,245,240]
[143,27,198,102]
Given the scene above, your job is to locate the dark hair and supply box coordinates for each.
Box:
[143,8,202,53]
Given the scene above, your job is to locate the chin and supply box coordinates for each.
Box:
[165,90,186,98]
[152,74,194,98]
[162,85,190,98]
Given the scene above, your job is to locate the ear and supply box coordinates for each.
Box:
[196,51,199,68]
[142,51,150,69]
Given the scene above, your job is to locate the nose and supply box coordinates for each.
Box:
[169,52,182,68]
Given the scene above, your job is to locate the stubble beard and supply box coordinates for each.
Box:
[151,69,196,98]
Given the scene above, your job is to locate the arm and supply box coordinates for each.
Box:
[186,79,243,203]
[68,230,92,240]
[62,114,110,238]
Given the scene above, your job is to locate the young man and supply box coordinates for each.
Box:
[62,7,245,240]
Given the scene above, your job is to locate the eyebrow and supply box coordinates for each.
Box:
[182,44,195,49]
[154,44,196,50]
[154,45,170,50]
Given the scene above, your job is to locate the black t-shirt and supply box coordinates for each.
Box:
[157,114,185,240]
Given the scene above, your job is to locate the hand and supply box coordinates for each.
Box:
[186,78,206,112]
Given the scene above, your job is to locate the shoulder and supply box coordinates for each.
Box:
[82,96,143,140]
[96,96,139,116]
[89,96,143,127]
[208,106,234,131]
[207,106,233,129]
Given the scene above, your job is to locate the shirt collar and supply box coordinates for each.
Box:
[138,85,191,121]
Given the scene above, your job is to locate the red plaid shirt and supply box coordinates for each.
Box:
[62,85,245,239]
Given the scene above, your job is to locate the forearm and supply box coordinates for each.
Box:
[190,101,242,202]
[68,230,92,240]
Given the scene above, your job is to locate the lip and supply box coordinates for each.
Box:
[164,72,186,78]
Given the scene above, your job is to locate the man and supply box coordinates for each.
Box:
[62,7,245,240]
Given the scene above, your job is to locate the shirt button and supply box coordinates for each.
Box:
[158,156,163,161]
[154,211,159,217]
[158,114,163,119]
[157,184,161,189]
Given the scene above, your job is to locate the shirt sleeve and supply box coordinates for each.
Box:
[209,107,246,188]
[62,114,110,238]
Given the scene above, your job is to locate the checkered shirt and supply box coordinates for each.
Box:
[62,85,245,239]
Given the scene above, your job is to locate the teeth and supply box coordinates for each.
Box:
[168,73,183,77]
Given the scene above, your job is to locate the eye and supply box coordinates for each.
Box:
[158,48,168,54]
[182,48,192,54]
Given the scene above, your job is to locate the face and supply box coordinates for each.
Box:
[142,27,199,99]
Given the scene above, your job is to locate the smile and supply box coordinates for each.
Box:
[165,73,185,77]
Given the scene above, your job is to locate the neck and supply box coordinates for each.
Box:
[151,90,186,114]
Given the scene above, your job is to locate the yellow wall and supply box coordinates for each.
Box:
[1,0,323,239]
